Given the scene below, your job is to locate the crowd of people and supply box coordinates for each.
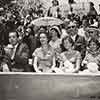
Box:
[0,0,100,74]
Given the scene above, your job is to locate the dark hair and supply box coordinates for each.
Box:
[38,31,50,45]
[50,28,60,38]
[9,31,19,38]
[90,2,94,6]
[52,0,59,5]
[38,27,47,33]
[26,27,34,36]
[88,38,100,49]
[60,36,74,52]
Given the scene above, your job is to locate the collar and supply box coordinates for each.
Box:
[71,34,77,41]
[13,43,19,49]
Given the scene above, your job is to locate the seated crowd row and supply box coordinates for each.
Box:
[1,21,100,74]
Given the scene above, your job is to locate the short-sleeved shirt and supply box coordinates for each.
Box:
[33,46,55,72]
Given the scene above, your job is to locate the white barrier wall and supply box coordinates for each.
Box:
[0,73,100,100]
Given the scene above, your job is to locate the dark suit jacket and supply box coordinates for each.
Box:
[12,43,30,72]
[23,35,37,58]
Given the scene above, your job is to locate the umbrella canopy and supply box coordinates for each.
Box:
[31,17,64,26]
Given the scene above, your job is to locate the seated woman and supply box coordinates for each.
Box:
[82,38,100,73]
[55,36,81,73]
[33,31,56,73]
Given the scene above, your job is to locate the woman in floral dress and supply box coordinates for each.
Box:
[33,31,56,73]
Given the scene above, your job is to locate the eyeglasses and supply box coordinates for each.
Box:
[68,26,75,29]
[88,31,94,34]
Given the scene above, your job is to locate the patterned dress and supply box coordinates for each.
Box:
[60,50,81,72]
[83,49,100,66]
[33,46,55,72]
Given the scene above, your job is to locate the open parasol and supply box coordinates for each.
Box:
[31,17,64,26]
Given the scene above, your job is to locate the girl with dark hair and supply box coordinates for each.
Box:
[54,36,81,73]
[33,31,56,73]
[82,38,100,71]
[61,36,74,52]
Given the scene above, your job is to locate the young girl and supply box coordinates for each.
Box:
[81,38,100,74]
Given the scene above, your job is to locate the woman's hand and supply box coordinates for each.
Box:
[37,70,42,73]
[1,63,10,72]
[71,69,79,73]
[47,69,53,73]
[81,60,88,66]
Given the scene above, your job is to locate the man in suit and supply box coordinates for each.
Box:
[5,31,30,72]
[67,22,87,60]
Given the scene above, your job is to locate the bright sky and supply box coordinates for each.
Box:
[75,0,100,13]
[21,0,100,13]
[50,0,100,13]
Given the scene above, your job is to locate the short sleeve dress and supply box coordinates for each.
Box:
[60,50,81,72]
[33,46,55,72]
[83,49,100,66]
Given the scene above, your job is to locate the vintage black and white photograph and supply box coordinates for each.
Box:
[0,0,100,100]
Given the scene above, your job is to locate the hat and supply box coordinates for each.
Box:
[50,26,61,35]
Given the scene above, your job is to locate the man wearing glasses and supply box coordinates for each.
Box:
[67,22,87,63]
